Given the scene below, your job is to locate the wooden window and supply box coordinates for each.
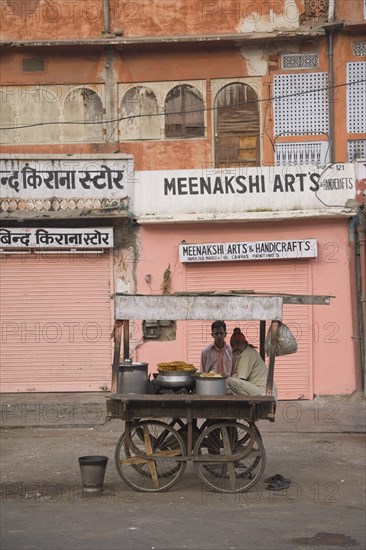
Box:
[165,84,204,138]
[214,82,260,168]
[120,86,160,140]
[63,87,104,142]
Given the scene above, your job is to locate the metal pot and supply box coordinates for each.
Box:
[155,370,195,390]
[118,360,149,394]
[195,376,228,396]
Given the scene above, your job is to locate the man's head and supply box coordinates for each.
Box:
[230,327,247,353]
[211,320,227,349]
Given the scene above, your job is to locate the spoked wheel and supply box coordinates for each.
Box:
[193,421,266,493]
[115,420,187,492]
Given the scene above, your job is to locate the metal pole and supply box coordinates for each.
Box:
[102,0,110,34]
[266,321,279,397]
[327,29,335,163]
[357,211,366,395]
[260,320,266,360]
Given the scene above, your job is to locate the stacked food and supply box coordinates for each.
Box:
[157,361,197,372]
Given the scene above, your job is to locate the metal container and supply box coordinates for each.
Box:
[78,455,108,493]
[118,360,149,394]
[195,376,228,396]
[155,370,195,390]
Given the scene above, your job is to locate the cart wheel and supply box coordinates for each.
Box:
[193,421,266,493]
[200,419,262,440]
[122,419,186,479]
[115,420,187,492]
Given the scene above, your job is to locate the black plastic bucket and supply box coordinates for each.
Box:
[78,455,108,493]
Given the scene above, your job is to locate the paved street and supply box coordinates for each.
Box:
[1,393,365,550]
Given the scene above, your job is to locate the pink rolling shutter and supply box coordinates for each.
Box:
[0,251,113,392]
[186,260,312,400]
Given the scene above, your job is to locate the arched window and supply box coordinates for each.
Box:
[18,87,61,143]
[63,88,104,142]
[214,83,260,167]
[0,91,16,144]
[165,84,204,138]
[120,86,159,140]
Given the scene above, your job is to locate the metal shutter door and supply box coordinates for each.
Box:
[0,252,112,392]
[186,261,312,399]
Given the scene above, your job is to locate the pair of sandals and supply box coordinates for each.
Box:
[265,473,291,491]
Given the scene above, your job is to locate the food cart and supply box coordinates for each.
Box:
[106,292,331,493]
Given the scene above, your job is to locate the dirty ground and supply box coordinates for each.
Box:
[1,393,365,550]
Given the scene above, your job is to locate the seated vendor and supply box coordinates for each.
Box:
[200,320,233,376]
[227,328,278,400]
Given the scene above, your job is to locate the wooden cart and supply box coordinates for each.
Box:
[106,292,331,493]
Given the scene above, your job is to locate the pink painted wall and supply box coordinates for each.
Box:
[133,218,358,397]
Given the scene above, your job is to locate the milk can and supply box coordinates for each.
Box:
[118,359,149,394]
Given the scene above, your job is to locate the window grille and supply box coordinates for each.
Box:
[353,42,366,57]
[347,62,366,133]
[281,53,318,70]
[348,140,366,161]
[275,142,329,166]
[274,72,328,136]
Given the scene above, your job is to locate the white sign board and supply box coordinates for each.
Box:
[133,164,356,216]
[0,156,134,199]
[0,227,113,248]
[179,239,318,263]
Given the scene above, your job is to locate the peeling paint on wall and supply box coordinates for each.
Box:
[240,49,268,76]
[239,0,302,34]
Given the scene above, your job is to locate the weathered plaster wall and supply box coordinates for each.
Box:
[0,0,306,40]
[336,0,366,24]
[239,0,303,33]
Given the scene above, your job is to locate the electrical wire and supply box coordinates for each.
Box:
[0,78,365,131]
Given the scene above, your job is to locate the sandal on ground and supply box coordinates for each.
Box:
[265,478,291,491]
[264,473,291,484]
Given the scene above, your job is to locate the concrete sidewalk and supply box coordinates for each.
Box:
[1,391,365,433]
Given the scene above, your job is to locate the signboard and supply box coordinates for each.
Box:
[179,239,318,263]
[133,164,356,217]
[0,156,134,199]
[0,227,113,248]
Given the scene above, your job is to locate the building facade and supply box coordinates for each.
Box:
[0,0,365,397]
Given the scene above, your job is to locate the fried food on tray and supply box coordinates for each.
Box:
[157,361,197,372]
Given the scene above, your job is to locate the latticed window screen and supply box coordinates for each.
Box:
[347,62,366,133]
[353,42,366,57]
[348,140,366,161]
[274,72,328,136]
[275,142,329,165]
[281,53,318,70]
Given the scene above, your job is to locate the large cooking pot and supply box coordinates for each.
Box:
[194,375,228,396]
[155,370,195,390]
[118,360,149,394]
